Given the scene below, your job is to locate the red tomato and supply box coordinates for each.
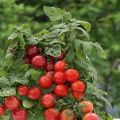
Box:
[57,51,65,60]
[46,71,54,79]
[32,55,46,68]
[54,61,66,72]
[28,87,42,100]
[24,56,31,64]
[26,45,39,57]
[0,106,4,116]
[18,85,29,96]
[38,75,52,89]
[41,94,55,108]
[60,109,76,120]
[53,72,66,84]
[54,84,69,97]
[79,100,94,113]
[45,61,54,71]
[82,113,100,120]
[44,108,60,120]
[12,109,27,120]
[71,81,86,93]
[72,91,85,100]
[4,96,20,110]
[65,69,79,83]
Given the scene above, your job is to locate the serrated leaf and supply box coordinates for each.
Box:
[81,41,107,59]
[44,6,65,21]
[45,44,61,57]
[86,82,111,107]
[65,50,75,63]
[76,27,89,39]
[48,39,65,45]
[25,69,44,80]
[8,32,18,40]
[27,37,39,45]
[0,77,13,87]
[79,20,91,32]
[63,12,72,21]
[0,88,16,97]
[11,76,29,84]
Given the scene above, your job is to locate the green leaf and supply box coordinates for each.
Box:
[63,12,72,21]
[27,37,39,45]
[8,32,18,40]
[43,6,65,21]
[0,111,11,120]
[45,44,61,57]
[65,50,75,63]
[79,20,91,32]
[28,106,44,120]
[19,33,25,49]
[48,39,65,45]
[0,87,16,97]
[24,69,44,80]
[0,77,13,87]
[81,41,107,59]
[86,82,111,107]
[76,27,89,39]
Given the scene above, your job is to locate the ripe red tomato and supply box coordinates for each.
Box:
[54,61,66,72]
[54,84,69,97]
[41,94,55,108]
[82,113,100,120]
[28,87,42,100]
[60,109,76,120]
[32,55,46,68]
[44,108,60,120]
[12,109,27,120]
[79,100,94,113]
[26,45,39,57]
[46,71,54,79]
[18,85,29,96]
[72,91,85,100]
[71,81,86,93]
[65,69,79,83]
[45,61,54,71]
[0,106,4,116]
[24,56,31,64]
[57,51,65,60]
[4,96,20,110]
[38,75,52,89]
[53,72,66,84]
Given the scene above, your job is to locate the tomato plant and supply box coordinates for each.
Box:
[0,6,112,120]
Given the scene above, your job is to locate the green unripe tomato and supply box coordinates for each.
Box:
[22,100,33,108]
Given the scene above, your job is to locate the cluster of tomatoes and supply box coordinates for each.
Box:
[0,45,100,120]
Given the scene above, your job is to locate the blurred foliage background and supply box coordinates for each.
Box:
[0,0,120,118]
